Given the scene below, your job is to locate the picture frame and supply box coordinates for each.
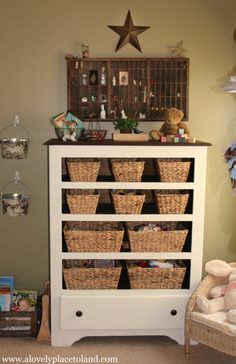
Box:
[100,94,107,103]
[89,70,98,85]
[81,106,89,119]
[119,71,128,86]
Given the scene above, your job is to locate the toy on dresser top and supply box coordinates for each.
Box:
[149,107,195,143]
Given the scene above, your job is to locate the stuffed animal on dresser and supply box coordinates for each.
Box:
[149,107,190,140]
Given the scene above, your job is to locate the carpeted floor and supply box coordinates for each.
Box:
[0,336,235,364]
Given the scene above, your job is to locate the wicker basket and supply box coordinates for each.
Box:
[155,190,189,214]
[66,189,99,214]
[63,260,121,289]
[155,158,191,182]
[127,261,186,289]
[111,159,145,182]
[63,221,124,252]
[66,158,101,182]
[111,192,145,214]
[126,222,188,252]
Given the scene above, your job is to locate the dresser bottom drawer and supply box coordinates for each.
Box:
[60,294,188,330]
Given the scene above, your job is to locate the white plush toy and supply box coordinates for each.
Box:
[61,128,77,142]
[54,118,77,142]
[196,259,236,324]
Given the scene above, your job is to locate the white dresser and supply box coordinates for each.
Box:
[46,139,210,346]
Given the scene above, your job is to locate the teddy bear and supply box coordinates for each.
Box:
[149,107,190,140]
[196,259,236,324]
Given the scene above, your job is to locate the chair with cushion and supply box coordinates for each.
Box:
[185,272,236,357]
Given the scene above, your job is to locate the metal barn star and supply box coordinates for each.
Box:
[108,10,150,53]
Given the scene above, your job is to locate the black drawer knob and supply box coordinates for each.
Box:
[76,310,83,317]
[171,309,177,316]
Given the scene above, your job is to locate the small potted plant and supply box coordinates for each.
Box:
[113,119,138,134]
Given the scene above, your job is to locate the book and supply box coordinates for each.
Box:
[0,287,11,311]
[11,290,37,311]
[0,276,14,292]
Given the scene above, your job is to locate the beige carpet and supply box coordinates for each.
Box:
[0,336,235,364]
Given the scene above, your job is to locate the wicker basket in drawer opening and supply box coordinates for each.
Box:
[63,221,124,252]
[155,158,191,182]
[127,261,186,289]
[155,190,189,214]
[126,222,188,252]
[111,159,145,182]
[66,189,99,214]
[63,260,121,289]
[111,191,145,214]
[66,158,101,182]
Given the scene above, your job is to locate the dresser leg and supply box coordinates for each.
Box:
[51,331,84,346]
[167,329,185,345]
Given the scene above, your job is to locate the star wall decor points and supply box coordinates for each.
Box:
[107,10,150,53]
[168,40,187,57]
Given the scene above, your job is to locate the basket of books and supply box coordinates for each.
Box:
[154,190,189,214]
[127,260,186,289]
[155,158,191,182]
[0,288,38,337]
[66,158,101,182]
[66,189,99,214]
[63,221,124,252]
[110,159,145,182]
[50,111,84,142]
[63,260,121,289]
[111,190,145,214]
[126,222,188,252]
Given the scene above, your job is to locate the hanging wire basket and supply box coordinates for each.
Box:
[86,120,107,141]
[1,172,31,217]
[0,115,30,159]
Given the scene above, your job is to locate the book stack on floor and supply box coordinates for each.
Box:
[0,276,38,337]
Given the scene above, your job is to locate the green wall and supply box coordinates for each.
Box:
[0,0,236,292]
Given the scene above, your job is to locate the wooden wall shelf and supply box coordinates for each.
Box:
[66,57,189,122]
